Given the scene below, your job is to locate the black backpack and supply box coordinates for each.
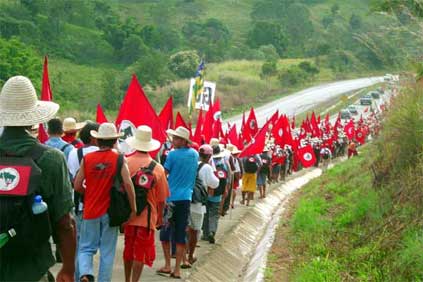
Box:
[131,160,157,230]
[0,143,52,258]
[260,154,271,174]
[192,163,207,204]
[213,158,228,196]
[244,156,258,173]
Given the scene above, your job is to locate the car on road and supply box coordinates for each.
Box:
[370,91,380,99]
[347,105,358,115]
[340,109,352,120]
[360,94,372,105]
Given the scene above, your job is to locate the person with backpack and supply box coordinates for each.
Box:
[202,145,228,244]
[157,126,198,279]
[62,117,85,149]
[67,121,99,281]
[123,125,169,282]
[73,123,137,282]
[241,154,261,206]
[183,144,219,267]
[257,147,271,199]
[320,146,332,172]
[45,117,75,161]
[0,76,76,282]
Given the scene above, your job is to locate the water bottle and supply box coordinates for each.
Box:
[32,195,48,214]
[0,228,16,249]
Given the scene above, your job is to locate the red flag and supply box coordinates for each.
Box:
[241,111,246,132]
[192,109,204,144]
[202,101,214,143]
[41,56,53,101]
[38,56,52,144]
[175,112,188,129]
[355,127,366,145]
[364,107,369,113]
[226,124,239,148]
[310,112,320,137]
[291,115,296,129]
[115,75,166,144]
[243,107,258,143]
[344,120,355,140]
[268,110,279,128]
[96,103,108,124]
[158,96,174,130]
[239,123,269,158]
[297,144,316,168]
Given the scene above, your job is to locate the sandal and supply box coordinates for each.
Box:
[156,268,171,276]
[189,257,197,265]
[170,273,182,279]
[180,263,192,269]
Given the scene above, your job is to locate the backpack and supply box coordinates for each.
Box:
[322,149,330,160]
[160,142,172,164]
[260,154,271,174]
[192,163,207,205]
[213,158,228,196]
[0,144,52,258]
[108,154,130,227]
[73,147,85,215]
[131,160,157,230]
[60,143,71,153]
[244,156,258,173]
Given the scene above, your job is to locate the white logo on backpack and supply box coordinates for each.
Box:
[0,167,20,191]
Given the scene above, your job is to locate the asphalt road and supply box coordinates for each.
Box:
[224,76,384,130]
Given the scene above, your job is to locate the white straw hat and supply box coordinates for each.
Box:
[126,125,161,152]
[209,138,220,147]
[63,117,86,133]
[90,123,123,140]
[227,144,242,155]
[166,126,192,144]
[0,76,59,126]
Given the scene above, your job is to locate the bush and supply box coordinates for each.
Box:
[168,50,200,79]
[260,60,278,79]
[278,65,308,86]
[298,61,319,76]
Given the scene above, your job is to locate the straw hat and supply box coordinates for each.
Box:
[63,117,86,133]
[126,125,160,152]
[212,145,225,158]
[90,123,123,140]
[210,138,220,147]
[227,144,241,155]
[166,126,191,144]
[0,76,59,126]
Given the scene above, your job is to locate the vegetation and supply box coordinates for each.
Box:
[266,80,423,281]
[0,0,421,119]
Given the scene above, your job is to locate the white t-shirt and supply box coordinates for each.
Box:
[67,145,99,178]
[191,162,219,214]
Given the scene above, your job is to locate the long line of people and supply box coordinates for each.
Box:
[0,75,383,282]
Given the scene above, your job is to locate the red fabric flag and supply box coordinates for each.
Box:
[175,112,188,129]
[344,120,355,140]
[272,115,292,147]
[96,103,108,124]
[243,107,258,143]
[41,56,53,101]
[192,109,204,144]
[158,96,174,130]
[268,110,279,128]
[364,107,369,113]
[241,111,246,132]
[226,124,239,148]
[201,101,214,143]
[212,118,222,139]
[355,127,366,145]
[115,75,166,145]
[38,56,52,144]
[297,144,316,168]
[239,122,269,158]
[310,112,320,137]
[291,115,296,129]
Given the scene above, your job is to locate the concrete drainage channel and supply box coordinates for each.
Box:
[186,167,327,282]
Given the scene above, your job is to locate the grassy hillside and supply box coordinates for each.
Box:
[266,81,423,281]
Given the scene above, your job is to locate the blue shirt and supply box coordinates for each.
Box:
[164,147,198,202]
[45,137,74,161]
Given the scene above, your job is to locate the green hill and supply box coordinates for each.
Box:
[0,0,420,119]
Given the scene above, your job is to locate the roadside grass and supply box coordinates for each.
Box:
[267,83,423,282]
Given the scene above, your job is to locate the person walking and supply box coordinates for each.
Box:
[123,125,169,282]
[45,117,75,161]
[157,126,198,279]
[0,76,76,282]
[74,123,137,282]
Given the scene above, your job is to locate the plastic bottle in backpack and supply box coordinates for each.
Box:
[0,228,16,249]
[32,195,48,214]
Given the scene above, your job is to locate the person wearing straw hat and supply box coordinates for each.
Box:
[73,122,137,282]
[227,144,242,209]
[123,125,169,282]
[0,76,76,282]
[62,117,85,149]
[157,126,198,279]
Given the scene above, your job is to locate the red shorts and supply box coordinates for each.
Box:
[123,225,156,266]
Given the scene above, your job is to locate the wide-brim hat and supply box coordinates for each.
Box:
[166,126,192,144]
[212,144,226,158]
[63,117,86,133]
[227,144,242,155]
[90,122,123,140]
[0,76,59,126]
[126,125,161,152]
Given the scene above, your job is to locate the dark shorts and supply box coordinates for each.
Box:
[159,200,190,244]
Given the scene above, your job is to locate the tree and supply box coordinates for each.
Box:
[247,21,287,56]
[168,50,200,79]
[120,34,148,65]
[260,60,278,79]
[259,45,279,61]
[322,15,334,29]
[349,14,362,30]
[0,37,41,86]
[331,3,340,16]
